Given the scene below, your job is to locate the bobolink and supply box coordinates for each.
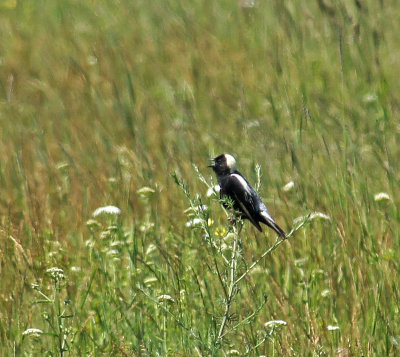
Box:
[209,154,286,237]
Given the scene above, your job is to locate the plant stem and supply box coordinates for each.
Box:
[217,227,239,341]
[234,237,284,286]
[216,216,311,344]
[235,215,310,286]
[55,281,64,357]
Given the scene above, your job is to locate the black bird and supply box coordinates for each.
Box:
[208,154,286,237]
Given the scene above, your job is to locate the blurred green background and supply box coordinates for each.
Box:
[1,0,399,355]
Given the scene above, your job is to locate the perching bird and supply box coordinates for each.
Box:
[208,154,286,237]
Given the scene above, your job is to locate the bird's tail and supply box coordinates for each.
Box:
[260,212,286,238]
[268,220,287,238]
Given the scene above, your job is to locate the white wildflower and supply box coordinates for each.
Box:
[363,93,377,103]
[56,162,69,171]
[194,204,208,212]
[87,55,98,66]
[264,320,287,328]
[185,218,204,227]
[310,212,331,221]
[92,205,121,217]
[227,349,240,355]
[321,289,331,297]
[144,277,158,285]
[137,187,155,198]
[293,212,331,224]
[282,181,295,192]
[85,239,94,248]
[145,244,157,256]
[22,328,43,337]
[139,222,155,232]
[327,325,340,331]
[184,205,208,214]
[374,192,390,202]
[107,224,118,232]
[100,231,111,240]
[86,219,101,228]
[206,185,220,197]
[46,267,65,281]
[158,294,175,303]
[46,267,64,274]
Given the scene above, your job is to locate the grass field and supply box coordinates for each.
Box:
[1,0,400,355]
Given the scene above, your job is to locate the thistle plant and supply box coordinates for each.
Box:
[173,165,310,352]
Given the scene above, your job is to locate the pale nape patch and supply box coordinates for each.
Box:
[225,154,237,172]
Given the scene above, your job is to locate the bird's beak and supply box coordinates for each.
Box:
[207,158,215,168]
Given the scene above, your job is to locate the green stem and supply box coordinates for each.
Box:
[234,215,310,286]
[217,227,239,341]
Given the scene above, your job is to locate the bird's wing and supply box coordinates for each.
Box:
[223,174,263,231]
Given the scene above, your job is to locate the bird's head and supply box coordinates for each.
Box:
[208,154,237,176]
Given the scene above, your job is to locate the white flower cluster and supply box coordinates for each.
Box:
[374,192,390,202]
[206,185,220,197]
[293,212,331,224]
[282,181,295,192]
[92,205,122,217]
[46,267,65,282]
[327,325,340,331]
[22,328,43,337]
[264,320,287,328]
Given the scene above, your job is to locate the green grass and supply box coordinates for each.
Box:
[1,0,400,355]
